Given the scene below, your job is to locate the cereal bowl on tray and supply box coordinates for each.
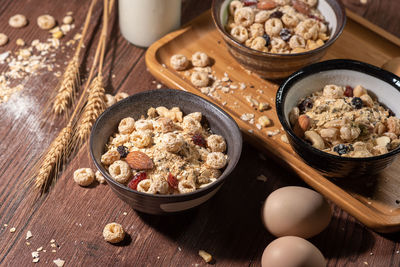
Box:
[90,89,242,215]
[211,0,346,79]
[276,59,400,178]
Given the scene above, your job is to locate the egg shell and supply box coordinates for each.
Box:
[262,186,332,238]
[261,236,326,267]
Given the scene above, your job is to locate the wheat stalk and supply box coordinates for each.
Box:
[52,0,97,116]
[34,123,73,194]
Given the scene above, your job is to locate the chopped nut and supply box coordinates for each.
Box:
[53,258,65,267]
[258,115,271,127]
[32,258,40,263]
[26,230,33,240]
[258,102,270,111]
[9,227,16,233]
[52,31,64,39]
[198,250,212,263]
[280,134,289,144]
[63,15,73,24]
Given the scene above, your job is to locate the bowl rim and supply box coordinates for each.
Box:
[90,88,243,199]
[211,0,347,57]
[276,58,400,162]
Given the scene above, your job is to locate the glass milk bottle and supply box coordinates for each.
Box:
[118,0,182,47]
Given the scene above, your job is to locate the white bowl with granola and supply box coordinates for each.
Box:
[276,59,400,178]
[90,89,242,214]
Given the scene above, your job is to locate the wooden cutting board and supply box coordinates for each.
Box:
[145,9,400,233]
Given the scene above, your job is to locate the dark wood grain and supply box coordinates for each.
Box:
[0,0,399,266]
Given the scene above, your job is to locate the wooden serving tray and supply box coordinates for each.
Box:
[145,10,400,233]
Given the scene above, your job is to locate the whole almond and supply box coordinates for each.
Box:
[298,114,311,132]
[126,151,154,170]
[292,0,310,15]
[257,0,277,10]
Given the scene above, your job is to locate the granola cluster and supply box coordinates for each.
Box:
[226,0,330,54]
[290,84,400,157]
[102,107,229,195]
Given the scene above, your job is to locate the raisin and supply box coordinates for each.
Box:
[279,28,291,42]
[192,134,207,147]
[127,172,147,190]
[117,145,129,158]
[262,34,271,47]
[167,173,179,189]
[333,144,350,156]
[351,97,363,109]
[388,108,395,117]
[344,86,353,97]
[243,0,257,6]
[298,98,313,112]
[270,11,283,19]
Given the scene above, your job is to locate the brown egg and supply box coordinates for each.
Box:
[261,236,326,267]
[262,186,332,238]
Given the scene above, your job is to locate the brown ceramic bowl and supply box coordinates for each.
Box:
[211,0,346,79]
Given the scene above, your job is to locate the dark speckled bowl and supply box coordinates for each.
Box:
[276,59,400,178]
[212,0,346,79]
[90,89,242,214]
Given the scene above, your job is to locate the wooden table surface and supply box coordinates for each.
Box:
[0,0,399,266]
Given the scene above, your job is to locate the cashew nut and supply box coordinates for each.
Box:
[304,130,325,149]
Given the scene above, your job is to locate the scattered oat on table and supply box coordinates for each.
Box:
[62,15,73,25]
[95,170,106,184]
[26,230,33,240]
[53,258,65,267]
[16,38,25,46]
[9,14,28,28]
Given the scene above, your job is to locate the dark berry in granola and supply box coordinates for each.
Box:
[298,98,313,112]
[167,173,179,189]
[117,145,129,158]
[243,0,257,6]
[334,144,351,156]
[262,34,271,47]
[192,134,207,147]
[344,86,353,97]
[127,172,147,190]
[270,11,283,19]
[279,28,292,42]
[351,97,363,109]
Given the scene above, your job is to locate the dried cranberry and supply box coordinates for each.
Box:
[117,145,129,158]
[243,0,257,6]
[127,172,147,190]
[308,14,324,22]
[298,98,313,112]
[333,144,350,156]
[344,86,353,97]
[262,34,271,47]
[270,11,283,19]
[167,173,179,189]
[351,97,363,109]
[192,134,207,147]
[279,28,291,42]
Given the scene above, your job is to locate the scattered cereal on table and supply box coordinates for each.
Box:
[115,92,129,102]
[191,51,210,67]
[62,15,74,25]
[170,54,189,71]
[103,222,125,243]
[16,38,25,46]
[198,250,213,263]
[95,170,106,184]
[37,14,56,30]
[0,33,8,46]
[9,14,28,28]
[73,168,95,186]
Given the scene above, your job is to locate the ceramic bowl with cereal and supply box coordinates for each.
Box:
[276,59,400,178]
[90,89,242,214]
[212,0,346,79]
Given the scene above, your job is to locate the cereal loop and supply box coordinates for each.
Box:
[234,7,255,27]
[103,223,125,243]
[207,135,226,152]
[37,15,56,30]
[162,132,185,153]
[135,119,153,131]
[101,150,120,165]
[265,18,283,37]
[255,11,270,23]
[130,131,152,148]
[295,19,319,40]
[137,179,156,194]
[250,36,267,51]
[288,35,306,49]
[115,92,129,102]
[230,25,249,43]
[9,14,28,28]
[151,175,169,194]
[95,170,106,184]
[206,152,227,169]
[108,160,131,184]
[154,117,175,133]
[170,54,189,71]
[249,23,265,38]
[191,52,209,67]
[282,13,299,28]
[323,84,344,99]
[190,71,209,87]
[229,0,243,16]
[73,168,94,186]
[105,94,116,107]
[118,117,135,135]
[178,180,196,194]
